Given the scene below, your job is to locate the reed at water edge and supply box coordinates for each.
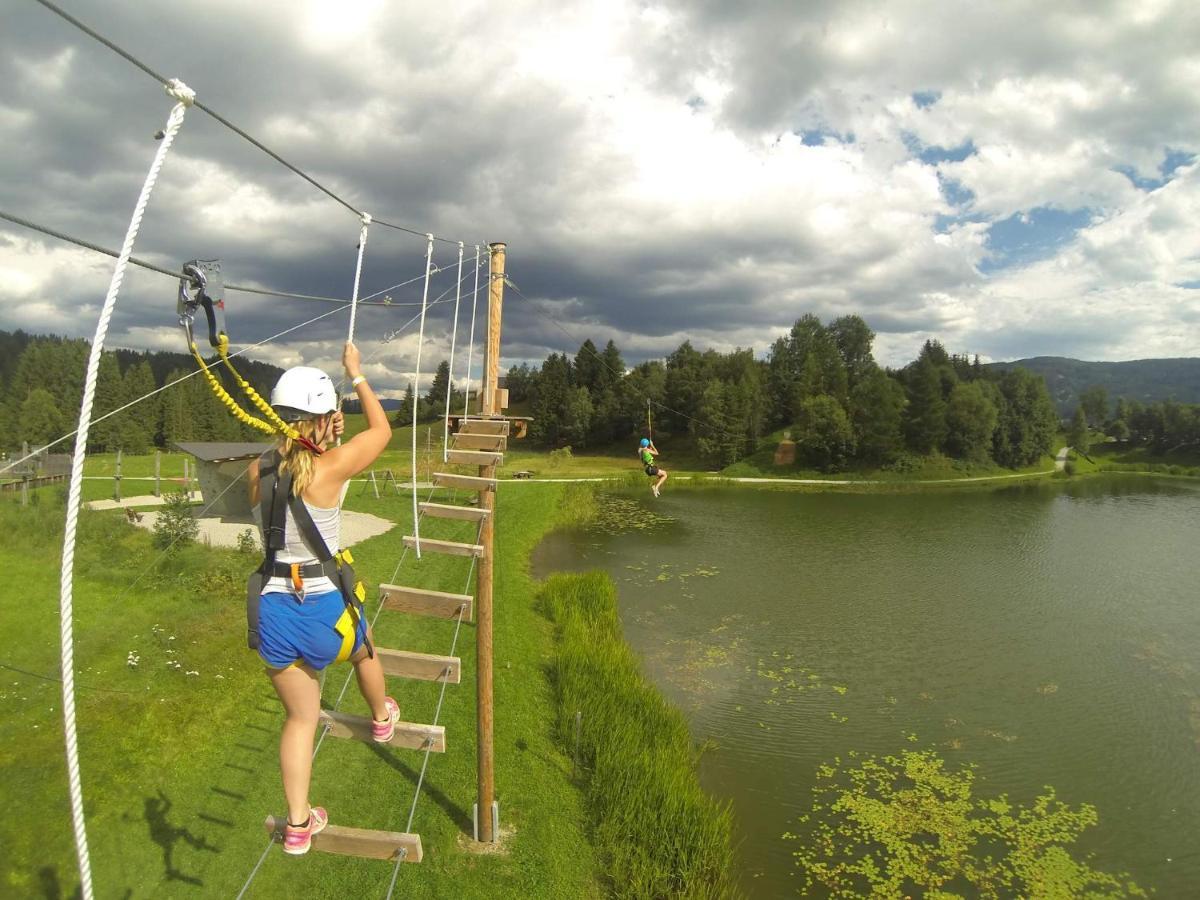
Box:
[538,571,739,899]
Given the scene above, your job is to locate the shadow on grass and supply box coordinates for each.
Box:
[143,789,218,886]
[365,742,473,834]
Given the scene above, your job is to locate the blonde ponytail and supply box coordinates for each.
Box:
[278,417,324,496]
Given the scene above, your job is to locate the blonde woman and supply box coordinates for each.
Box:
[247,342,393,855]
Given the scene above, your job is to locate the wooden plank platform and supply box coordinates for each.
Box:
[433,472,496,491]
[456,419,509,435]
[419,501,490,521]
[403,536,483,558]
[264,817,422,862]
[376,647,461,683]
[445,449,504,466]
[319,710,446,752]
[379,584,473,619]
[452,433,506,451]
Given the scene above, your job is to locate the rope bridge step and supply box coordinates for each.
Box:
[445,449,504,466]
[376,647,461,684]
[418,501,490,521]
[263,817,422,862]
[319,710,446,752]
[451,433,507,451]
[402,536,483,558]
[433,472,496,491]
[379,584,473,619]
[456,419,510,436]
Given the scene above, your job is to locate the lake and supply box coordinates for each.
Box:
[532,476,1200,896]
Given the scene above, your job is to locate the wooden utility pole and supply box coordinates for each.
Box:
[475,241,505,842]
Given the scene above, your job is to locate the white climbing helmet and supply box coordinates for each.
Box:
[270,366,337,420]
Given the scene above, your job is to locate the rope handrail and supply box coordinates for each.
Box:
[0,259,476,479]
[0,208,402,307]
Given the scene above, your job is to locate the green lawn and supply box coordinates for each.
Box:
[1,482,602,898]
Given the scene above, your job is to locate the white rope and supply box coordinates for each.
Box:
[463,245,482,417]
[347,212,371,344]
[442,242,465,462]
[58,83,193,900]
[410,235,435,558]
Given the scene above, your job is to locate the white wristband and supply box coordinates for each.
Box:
[351,375,367,388]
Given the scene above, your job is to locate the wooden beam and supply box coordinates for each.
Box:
[446,449,504,466]
[376,647,461,684]
[319,710,446,752]
[452,433,507,451]
[457,419,509,435]
[403,536,484,558]
[263,817,422,862]
[419,501,490,521]
[379,584,473,619]
[433,472,496,491]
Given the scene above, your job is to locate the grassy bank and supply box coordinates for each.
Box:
[1074,441,1200,478]
[538,571,738,899]
[1,482,605,898]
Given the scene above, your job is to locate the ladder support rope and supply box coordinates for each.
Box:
[443,243,465,462]
[410,235,435,558]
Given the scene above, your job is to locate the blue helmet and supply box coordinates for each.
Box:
[640,438,650,447]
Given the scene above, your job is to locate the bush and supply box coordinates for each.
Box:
[539,572,738,898]
[1064,459,1077,476]
[548,446,573,469]
[151,491,199,550]
[882,452,923,474]
[236,528,259,555]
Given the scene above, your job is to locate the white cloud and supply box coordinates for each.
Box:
[1,0,1198,386]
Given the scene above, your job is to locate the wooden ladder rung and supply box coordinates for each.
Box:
[419,501,490,521]
[445,449,504,466]
[376,647,461,683]
[452,433,507,451]
[403,536,483,558]
[433,472,496,491]
[457,419,510,435]
[379,584,473,619]
[319,710,446,752]
[264,817,422,862]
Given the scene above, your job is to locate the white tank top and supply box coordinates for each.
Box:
[260,499,341,595]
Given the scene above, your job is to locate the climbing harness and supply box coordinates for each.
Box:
[247,449,372,658]
[177,259,324,454]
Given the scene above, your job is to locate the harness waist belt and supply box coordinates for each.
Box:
[268,560,336,580]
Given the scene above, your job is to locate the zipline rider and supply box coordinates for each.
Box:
[246,342,398,856]
[639,437,668,497]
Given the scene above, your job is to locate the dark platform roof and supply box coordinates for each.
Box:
[172,442,272,463]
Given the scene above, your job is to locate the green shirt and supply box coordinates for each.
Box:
[640,448,654,466]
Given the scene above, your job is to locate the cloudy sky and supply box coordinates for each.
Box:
[1,0,1197,395]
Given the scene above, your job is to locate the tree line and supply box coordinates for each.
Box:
[1067,384,1200,455]
[0,330,282,455]
[506,315,1070,471]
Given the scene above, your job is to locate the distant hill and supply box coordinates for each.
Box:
[986,356,1200,416]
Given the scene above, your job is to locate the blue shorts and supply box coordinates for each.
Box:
[257,589,365,671]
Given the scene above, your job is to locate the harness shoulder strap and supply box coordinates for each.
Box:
[259,450,289,561]
[287,490,335,563]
